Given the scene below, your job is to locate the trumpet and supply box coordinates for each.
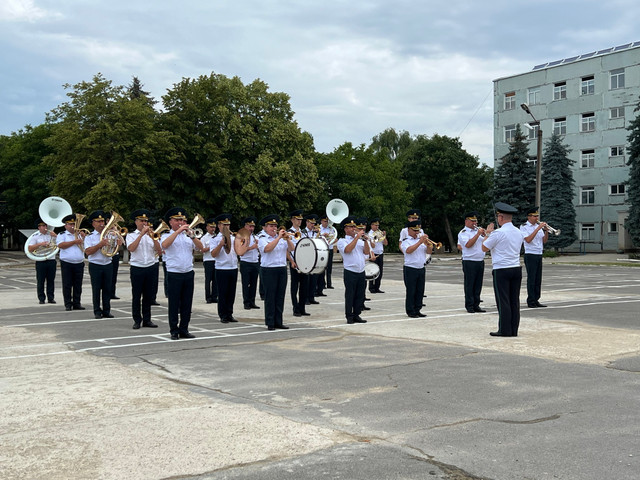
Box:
[419,234,442,249]
[540,222,561,236]
[279,227,301,240]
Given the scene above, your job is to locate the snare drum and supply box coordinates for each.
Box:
[364,262,380,281]
[294,238,329,274]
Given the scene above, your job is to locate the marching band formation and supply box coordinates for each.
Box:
[25,197,557,338]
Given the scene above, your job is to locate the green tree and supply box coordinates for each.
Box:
[540,133,577,250]
[398,134,493,251]
[44,73,176,218]
[0,124,55,229]
[160,73,318,222]
[625,97,640,247]
[493,124,536,224]
[370,128,413,161]
[316,142,410,248]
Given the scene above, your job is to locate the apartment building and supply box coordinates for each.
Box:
[493,42,640,252]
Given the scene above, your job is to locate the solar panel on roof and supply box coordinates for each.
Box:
[547,60,563,67]
[563,56,578,63]
[530,42,640,70]
[580,51,596,59]
[614,43,632,50]
[596,48,613,55]
[533,64,547,70]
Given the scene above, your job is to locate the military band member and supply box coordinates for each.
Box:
[236,216,260,310]
[368,217,387,294]
[29,219,57,304]
[210,213,238,323]
[56,214,86,311]
[337,215,369,324]
[400,220,432,318]
[520,206,548,308]
[302,214,320,306]
[200,217,218,304]
[126,209,162,329]
[287,209,308,317]
[482,202,524,337]
[317,214,334,294]
[161,207,204,340]
[457,211,487,313]
[258,215,295,330]
[399,209,422,245]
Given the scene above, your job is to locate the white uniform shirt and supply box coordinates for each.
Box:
[200,232,215,262]
[520,221,545,255]
[258,232,288,267]
[368,229,384,255]
[239,234,259,263]
[457,227,486,261]
[29,232,55,256]
[337,235,366,273]
[126,230,157,268]
[84,231,112,265]
[482,222,523,270]
[57,230,85,263]
[161,231,195,273]
[400,237,428,268]
[211,233,238,270]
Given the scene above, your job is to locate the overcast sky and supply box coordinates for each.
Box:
[2,0,639,166]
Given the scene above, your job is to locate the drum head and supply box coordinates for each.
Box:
[295,238,329,274]
[364,262,380,280]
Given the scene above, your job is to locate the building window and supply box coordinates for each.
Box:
[553,82,567,100]
[610,184,626,195]
[610,146,625,158]
[528,87,541,105]
[581,149,595,168]
[581,112,595,132]
[504,92,516,110]
[526,123,539,141]
[610,68,625,89]
[527,156,537,169]
[608,222,618,233]
[581,76,595,95]
[610,107,625,119]
[581,223,595,241]
[580,186,595,205]
[553,117,567,135]
[504,124,516,143]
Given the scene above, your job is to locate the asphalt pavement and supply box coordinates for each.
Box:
[1,250,639,480]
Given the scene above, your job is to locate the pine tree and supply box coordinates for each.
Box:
[493,124,536,224]
[540,133,577,250]
[625,96,640,247]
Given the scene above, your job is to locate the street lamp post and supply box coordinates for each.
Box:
[521,103,543,210]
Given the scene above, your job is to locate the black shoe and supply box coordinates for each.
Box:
[103,313,114,318]
[73,305,86,310]
[250,305,260,309]
[327,286,334,289]
[211,299,218,303]
[316,293,327,297]
[466,309,475,313]
[244,305,252,310]
[377,290,385,294]
[151,301,161,306]
[95,314,103,319]
[220,319,230,323]
[48,300,56,304]
[170,333,179,340]
[364,297,371,301]
[39,300,45,304]
[65,306,72,311]
[347,318,355,324]
[309,300,320,305]
[490,331,509,337]
[142,321,158,328]
[354,316,367,323]
[535,302,547,308]
[111,296,120,300]
[276,325,290,329]
[293,312,302,317]
[179,332,196,339]
[362,305,371,310]
[227,316,238,323]
[408,314,419,318]
[474,307,487,313]
[528,304,538,308]
[417,312,427,317]
[206,300,214,304]
[267,326,276,331]
[132,323,141,330]
[302,312,311,316]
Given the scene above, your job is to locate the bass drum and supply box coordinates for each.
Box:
[364,262,380,281]
[294,238,329,274]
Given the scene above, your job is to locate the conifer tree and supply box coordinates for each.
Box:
[625,96,640,247]
[493,124,535,224]
[540,133,577,250]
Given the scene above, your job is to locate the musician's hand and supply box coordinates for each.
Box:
[478,227,486,236]
[486,222,495,234]
[141,225,150,235]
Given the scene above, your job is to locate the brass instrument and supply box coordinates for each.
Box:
[73,213,87,252]
[100,211,125,257]
[193,227,204,239]
[25,230,58,260]
[419,234,442,249]
[539,222,561,236]
[370,230,386,243]
[150,220,170,240]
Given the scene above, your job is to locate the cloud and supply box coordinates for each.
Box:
[0,0,59,22]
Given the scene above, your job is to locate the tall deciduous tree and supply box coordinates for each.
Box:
[44,73,176,218]
[540,133,577,250]
[625,97,640,247]
[160,73,318,222]
[370,128,413,162]
[398,134,493,251]
[315,142,410,246]
[493,124,536,225]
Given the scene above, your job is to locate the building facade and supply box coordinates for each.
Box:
[493,42,640,252]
